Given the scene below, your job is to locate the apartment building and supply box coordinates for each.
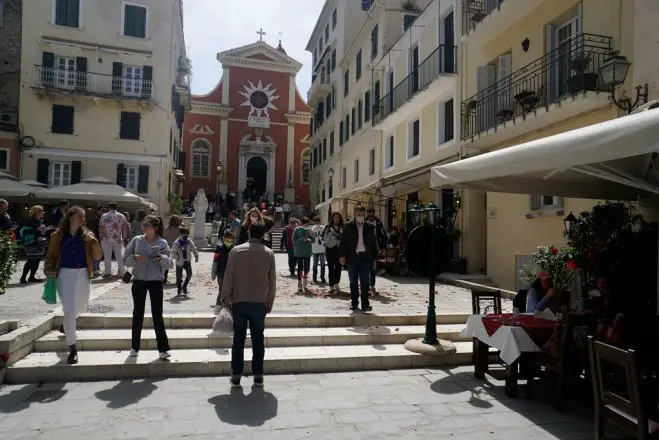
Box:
[0,0,21,177]
[436,0,638,289]
[18,0,190,213]
[307,0,435,223]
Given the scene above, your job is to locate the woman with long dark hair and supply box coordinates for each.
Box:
[44,206,102,364]
[124,215,172,359]
[237,208,263,245]
[323,212,344,293]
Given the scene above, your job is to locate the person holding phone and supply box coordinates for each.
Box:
[123,215,172,359]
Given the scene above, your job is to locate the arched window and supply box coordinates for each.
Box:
[301,148,311,185]
[191,139,210,178]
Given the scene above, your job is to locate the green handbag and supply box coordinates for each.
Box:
[42,276,57,305]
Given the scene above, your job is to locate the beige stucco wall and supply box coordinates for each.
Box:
[19,0,185,212]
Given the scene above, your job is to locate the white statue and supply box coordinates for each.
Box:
[192,189,209,247]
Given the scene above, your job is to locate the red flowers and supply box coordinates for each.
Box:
[0,352,9,363]
[567,260,578,271]
[550,247,559,255]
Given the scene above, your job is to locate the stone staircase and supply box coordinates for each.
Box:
[271,226,284,252]
[4,313,473,384]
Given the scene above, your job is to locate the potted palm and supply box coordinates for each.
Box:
[567,52,599,93]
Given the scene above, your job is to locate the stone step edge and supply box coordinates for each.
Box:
[34,325,471,351]
[54,313,470,329]
[5,342,473,384]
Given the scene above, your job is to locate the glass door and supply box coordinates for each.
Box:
[555,17,578,96]
[411,46,419,94]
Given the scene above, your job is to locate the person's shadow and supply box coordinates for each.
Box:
[95,378,164,409]
[207,387,278,427]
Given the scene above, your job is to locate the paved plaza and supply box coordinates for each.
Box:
[0,366,592,440]
[1,253,512,322]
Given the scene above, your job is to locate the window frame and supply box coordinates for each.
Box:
[121,1,148,39]
[407,117,421,161]
[384,134,395,171]
[0,148,9,171]
[369,148,375,176]
[190,138,211,178]
[353,159,359,183]
[52,0,82,28]
[51,161,72,187]
[54,56,77,89]
[124,165,138,192]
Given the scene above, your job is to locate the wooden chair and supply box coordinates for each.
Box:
[513,289,528,313]
[471,290,503,365]
[526,312,597,411]
[588,336,659,440]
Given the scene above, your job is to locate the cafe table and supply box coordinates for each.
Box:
[461,313,558,397]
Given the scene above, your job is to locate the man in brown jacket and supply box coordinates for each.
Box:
[222,222,276,388]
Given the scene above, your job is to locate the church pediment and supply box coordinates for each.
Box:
[217,41,302,74]
[188,124,215,135]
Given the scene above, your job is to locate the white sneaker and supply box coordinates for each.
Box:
[297,281,303,293]
[329,284,335,293]
[129,349,138,357]
[159,351,171,360]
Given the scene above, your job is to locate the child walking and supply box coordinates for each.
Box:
[211,229,234,311]
[292,217,313,292]
[170,227,199,296]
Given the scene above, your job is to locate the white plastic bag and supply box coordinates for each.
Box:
[211,308,234,335]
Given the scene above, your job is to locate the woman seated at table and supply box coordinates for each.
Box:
[526,271,562,313]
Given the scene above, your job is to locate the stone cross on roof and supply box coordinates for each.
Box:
[257,28,266,41]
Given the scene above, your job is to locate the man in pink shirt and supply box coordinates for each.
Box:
[99,202,130,278]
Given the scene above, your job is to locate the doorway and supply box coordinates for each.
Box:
[410,45,419,94]
[556,17,579,97]
[245,156,268,201]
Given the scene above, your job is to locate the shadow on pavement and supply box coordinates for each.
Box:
[208,386,278,427]
[0,382,67,414]
[95,378,165,409]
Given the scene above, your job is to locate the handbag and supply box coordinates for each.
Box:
[122,271,132,283]
[42,276,57,305]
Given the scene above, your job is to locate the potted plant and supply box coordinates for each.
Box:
[168,193,184,215]
[0,230,18,295]
[566,52,599,93]
[522,245,579,294]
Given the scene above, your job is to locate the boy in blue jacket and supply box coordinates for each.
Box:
[211,229,234,311]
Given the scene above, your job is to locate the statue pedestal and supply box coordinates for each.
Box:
[284,187,295,204]
[193,189,209,248]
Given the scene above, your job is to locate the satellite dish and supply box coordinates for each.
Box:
[404,225,452,278]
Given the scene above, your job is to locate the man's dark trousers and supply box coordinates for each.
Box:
[347,253,371,309]
[231,302,266,376]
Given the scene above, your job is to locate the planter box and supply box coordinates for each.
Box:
[567,73,599,94]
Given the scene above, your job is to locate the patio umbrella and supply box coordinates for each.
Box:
[19,180,47,188]
[0,171,39,199]
[36,176,156,210]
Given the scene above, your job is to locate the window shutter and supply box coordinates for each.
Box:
[37,159,50,185]
[41,52,55,87]
[497,53,512,111]
[124,5,135,36]
[112,62,123,94]
[42,51,55,68]
[75,57,87,91]
[67,0,80,27]
[364,91,371,121]
[51,105,74,134]
[55,0,67,25]
[116,163,127,187]
[142,65,153,98]
[137,165,149,194]
[120,112,141,140]
[137,7,147,38]
[70,160,81,184]
[178,151,186,170]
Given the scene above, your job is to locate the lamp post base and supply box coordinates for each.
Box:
[404,338,457,356]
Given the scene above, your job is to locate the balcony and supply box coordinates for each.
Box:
[460,33,613,146]
[307,70,332,107]
[462,0,505,35]
[33,66,154,101]
[461,0,544,43]
[372,44,457,129]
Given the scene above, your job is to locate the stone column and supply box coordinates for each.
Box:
[219,118,229,195]
[267,151,275,198]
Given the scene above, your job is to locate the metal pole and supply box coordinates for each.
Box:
[423,220,439,345]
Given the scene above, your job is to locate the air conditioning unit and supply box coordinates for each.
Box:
[0,112,17,126]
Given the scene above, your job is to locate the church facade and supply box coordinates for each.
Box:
[181,40,312,208]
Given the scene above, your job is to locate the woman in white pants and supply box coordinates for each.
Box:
[44,206,102,364]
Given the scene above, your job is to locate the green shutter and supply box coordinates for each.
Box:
[112,62,123,94]
[124,5,135,36]
[42,52,55,67]
[67,0,79,27]
[116,163,126,187]
[135,7,146,38]
[137,165,149,194]
[52,105,74,134]
[55,0,67,26]
[70,161,81,184]
[120,112,141,140]
[124,5,146,38]
[75,57,87,90]
[37,159,50,185]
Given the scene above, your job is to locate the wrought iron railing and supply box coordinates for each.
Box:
[307,70,331,103]
[34,66,154,99]
[460,33,612,141]
[462,0,505,35]
[372,44,456,126]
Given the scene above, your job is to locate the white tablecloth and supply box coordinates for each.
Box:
[461,314,544,365]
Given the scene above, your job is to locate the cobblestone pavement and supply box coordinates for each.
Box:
[1,253,512,321]
[88,253,513,315]
[0,366,592,440]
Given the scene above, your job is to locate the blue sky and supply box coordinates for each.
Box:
[182,0,325,97]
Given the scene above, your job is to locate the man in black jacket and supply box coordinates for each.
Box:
[339,206,379,312]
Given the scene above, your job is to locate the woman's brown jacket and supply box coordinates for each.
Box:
[44,229,102,279]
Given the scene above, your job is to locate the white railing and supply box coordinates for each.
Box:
[34,66,154,99]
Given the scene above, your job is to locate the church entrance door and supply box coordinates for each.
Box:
[246,156,268,201]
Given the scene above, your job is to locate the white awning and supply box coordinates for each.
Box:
[431,107,659,201]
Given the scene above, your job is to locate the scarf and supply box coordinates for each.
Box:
[176,237,189,260]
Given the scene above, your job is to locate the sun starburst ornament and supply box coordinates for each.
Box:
[239,80,279,117]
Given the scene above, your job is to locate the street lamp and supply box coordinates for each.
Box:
[598,52,648,114]
[215,160,224,203]
[423,201,440,346]
[563,211,578,235]
[409,203,423,227]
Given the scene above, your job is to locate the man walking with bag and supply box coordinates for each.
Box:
[222,222,276,388]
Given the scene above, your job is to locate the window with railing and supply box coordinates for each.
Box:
[461,0,505,35]
[373,44,457,125]
[460,33,612,140]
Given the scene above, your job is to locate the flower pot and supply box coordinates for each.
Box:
[566,73,599,94]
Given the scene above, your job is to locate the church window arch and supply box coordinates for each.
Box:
[191,139,211,178]
[301,148,311,185]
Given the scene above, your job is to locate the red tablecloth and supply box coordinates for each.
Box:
[482,314,557,346]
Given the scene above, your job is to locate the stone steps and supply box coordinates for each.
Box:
[6,342,473,384]
[34,324,471,352]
